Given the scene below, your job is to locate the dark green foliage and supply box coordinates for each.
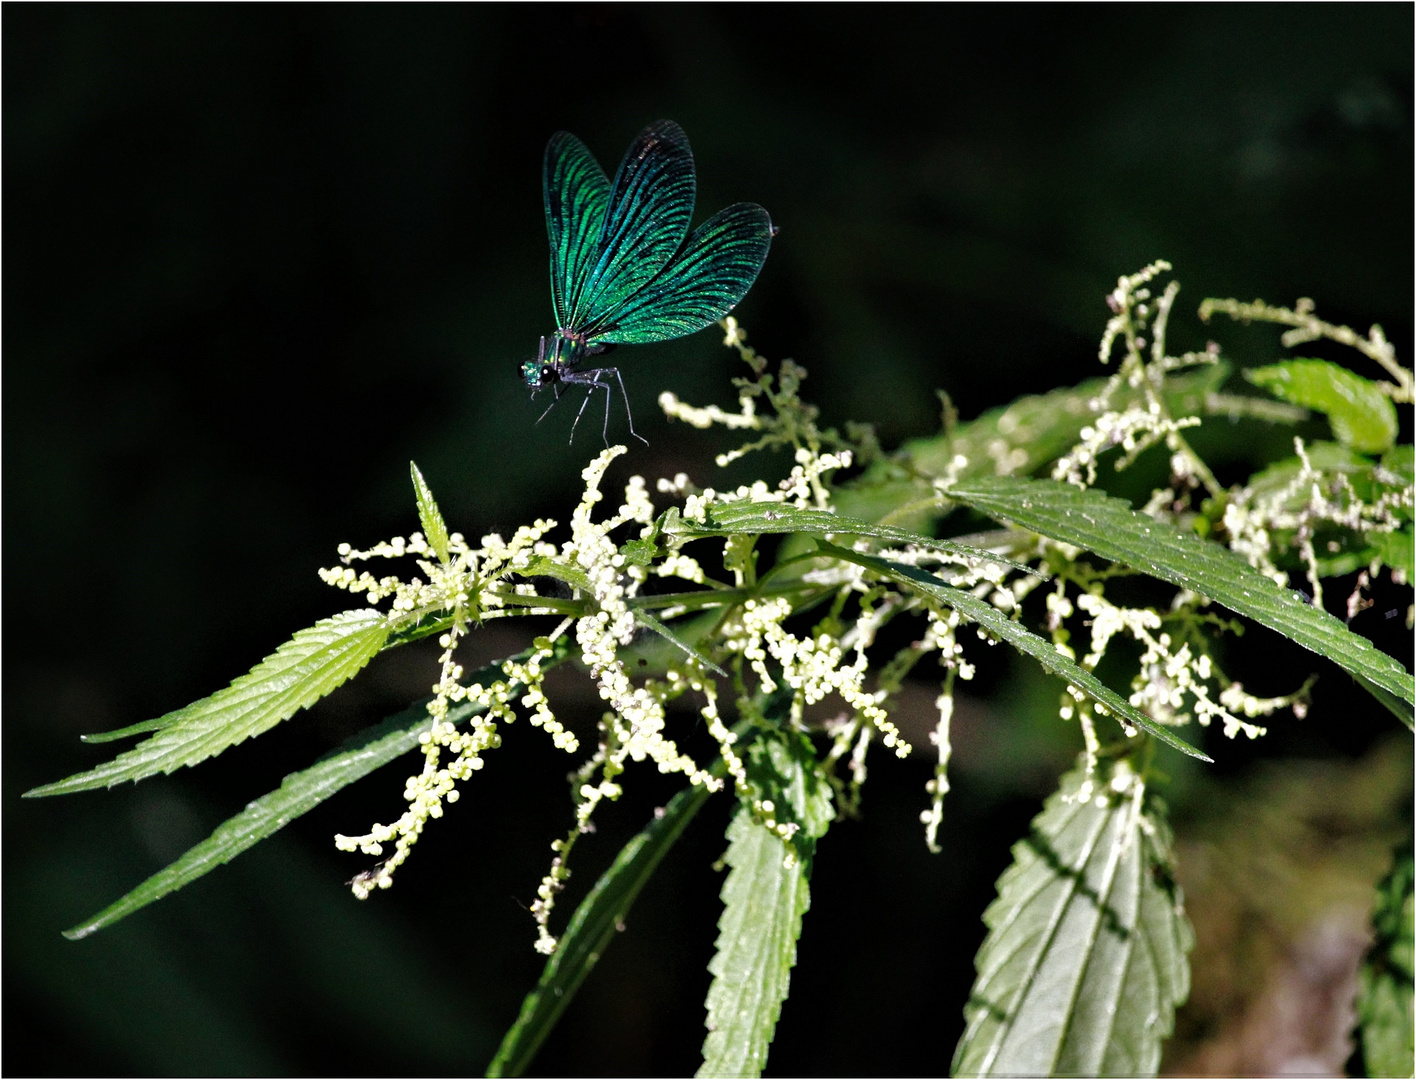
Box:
[488,754,722,1077]
[1357,847,1416,1078]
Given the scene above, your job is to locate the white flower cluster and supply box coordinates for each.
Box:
[324,512,576,899]
[319,516,561,623]
[672,445,854,527]
[1052,404,1201,489]
[334,637,562,898]
[530,447,730,954]
[1064,756,1150,843]
[658,389,762,432]
[917,606,972,853]
[563,450,712,795]
[1098,260,1174,367]
[1074,591,1279,740]
[654,328,1036,852]
[1223,436,1414,605]
[653,331,1006,846]
[1058,261,1221,503]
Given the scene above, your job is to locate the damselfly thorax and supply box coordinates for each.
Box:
[520,329,604,389]
[520,330,632,443]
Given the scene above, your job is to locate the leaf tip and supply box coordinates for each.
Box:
[409,462,451,563]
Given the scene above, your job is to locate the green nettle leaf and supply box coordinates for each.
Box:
[901,365,1241,484]
[662,502,1035,576]
[945,476,1416,717]
[698,732,835,1079]
[1383,444,1416,486]
[64,698,443,939]
[63,644,565,941]
[514,553,594,594]
[952,758,1193,1078]
[1357,849,1415,1079]
[620,536,660,566]
[1369,528,1416,581]
[1247,359,1399,454]
[816,541,1211,762]
[488,764,722,1078]
[25,610,391,797]
[410,460,451,564]
[1246,440,1379,502]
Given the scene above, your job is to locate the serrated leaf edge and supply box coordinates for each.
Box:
[411,460,452,564]
[26,609,390,797]
[947,475,1415,710]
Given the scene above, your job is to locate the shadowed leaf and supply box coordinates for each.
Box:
[698,730,835,1078]
[953,757,1193,1077]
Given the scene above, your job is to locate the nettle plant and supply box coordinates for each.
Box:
[30,262,1414,1077]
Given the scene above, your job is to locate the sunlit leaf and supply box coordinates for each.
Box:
[945,475,1415,716]
[1382,444,1415,486]
[26,610,391,797]
[411,461,451,564]
[514,554,594,594]
[1247,359,1398,453]
[662,502,1034,575]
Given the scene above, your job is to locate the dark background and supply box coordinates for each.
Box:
[6,5,1412,1076]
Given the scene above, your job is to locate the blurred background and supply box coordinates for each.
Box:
[5,5,1411,1075]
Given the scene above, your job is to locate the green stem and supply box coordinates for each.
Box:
[491,594,584,617]
[627,579,821,614]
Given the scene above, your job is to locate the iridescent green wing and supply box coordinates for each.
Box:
[569,120,696,334]
[587,203,773,345]
[543,132,611,329]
